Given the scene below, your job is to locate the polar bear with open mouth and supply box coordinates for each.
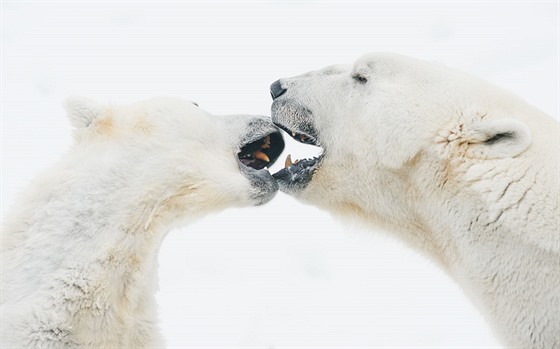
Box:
[270,53,559,348]
[1,97,284,348]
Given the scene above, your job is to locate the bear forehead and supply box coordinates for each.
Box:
[354,52,420,69]
[352,52,448,79]
[124,97,201,119]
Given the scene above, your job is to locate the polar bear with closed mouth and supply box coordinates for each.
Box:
[269,53,559,348]
[1,97,284,348]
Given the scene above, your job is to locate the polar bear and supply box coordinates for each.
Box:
[269,53,559,348]
[1,97,284,348]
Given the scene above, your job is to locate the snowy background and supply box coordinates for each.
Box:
[1,1,558,347]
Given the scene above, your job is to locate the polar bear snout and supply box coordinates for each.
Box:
[270,80,287,99]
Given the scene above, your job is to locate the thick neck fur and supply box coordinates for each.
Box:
[309,144,558,348]
[1,163,171,347]
[422,167,558,348]
[353,152,559,348]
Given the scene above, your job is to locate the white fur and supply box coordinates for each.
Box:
[274,53,559,348]
[1,97,277,348]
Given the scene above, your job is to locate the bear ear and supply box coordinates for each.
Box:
[464,118,531,159]
[64,96,104,128]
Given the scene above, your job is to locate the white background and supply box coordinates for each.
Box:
[1,1,558,348]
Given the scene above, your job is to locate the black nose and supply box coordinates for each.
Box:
[270,80,287,100]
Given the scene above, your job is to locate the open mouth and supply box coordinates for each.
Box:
[238,131,284,171]
[275,124,318,146]
[272,123,324,191]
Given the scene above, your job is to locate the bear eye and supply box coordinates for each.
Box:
[352,74,367,84]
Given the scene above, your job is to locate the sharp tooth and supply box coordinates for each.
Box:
[284,154,292,168]
[300,134,306,142]
[292,131,296,137]
[262,135,270,149]
[254,150,270,162]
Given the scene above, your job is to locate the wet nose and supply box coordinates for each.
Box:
[270,80,287,100]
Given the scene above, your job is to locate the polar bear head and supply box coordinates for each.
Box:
[63,96,284,231]
[270,53,532,226]
[268,54,560,349]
